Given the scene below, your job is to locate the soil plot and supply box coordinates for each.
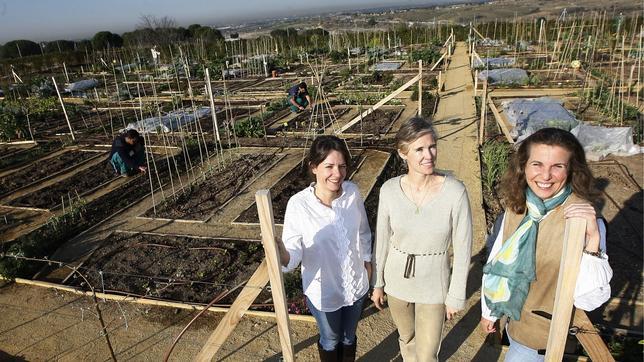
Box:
[144,153,276,220]
[73,232,264,304]
[10,161,117,210]
[344,108,404,135]
[278,108,350,133]
[0,150,101,196]
[235,154,363,224]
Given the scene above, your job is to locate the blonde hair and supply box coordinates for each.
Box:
[395,117,438,154]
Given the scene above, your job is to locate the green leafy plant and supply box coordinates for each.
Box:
[481,140,511,194]
[234,116,265,138]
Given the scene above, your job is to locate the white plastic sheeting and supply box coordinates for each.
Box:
[473,57,516,68]
[571,123,641,160]
[478,68,528,85]
[502,97,579,141]
[125,107,211,133]
[503,97,641,159]
[372,61,404,71]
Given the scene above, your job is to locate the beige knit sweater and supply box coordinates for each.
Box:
[373,175,472,309]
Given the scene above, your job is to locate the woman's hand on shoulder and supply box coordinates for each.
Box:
[563,203,600,251]
[371,287,386,311]
[479,317,497,333]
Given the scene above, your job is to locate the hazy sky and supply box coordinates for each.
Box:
[0,0,457,44]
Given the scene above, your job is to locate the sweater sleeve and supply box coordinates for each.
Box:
[574,218,612,310]
[281,198,303,273]
[373,185,391,288]
[445,187,473,310]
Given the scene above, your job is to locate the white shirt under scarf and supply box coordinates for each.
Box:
[481,213,613,321]
[282,181,372,312]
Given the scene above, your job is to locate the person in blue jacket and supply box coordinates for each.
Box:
[109,129,147,176]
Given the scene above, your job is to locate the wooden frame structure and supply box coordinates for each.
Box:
[195,189,294,361]
[545,218,615,361]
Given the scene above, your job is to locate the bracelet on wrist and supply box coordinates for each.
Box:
[582,248,604,258]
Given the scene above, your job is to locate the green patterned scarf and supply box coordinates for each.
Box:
[482,184,572,320]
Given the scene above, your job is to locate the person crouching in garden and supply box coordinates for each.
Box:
[480,128,612,361]
[109,129,147,176]
[288,81,313,113]
[275,135,371,361]
[371,117,473,361]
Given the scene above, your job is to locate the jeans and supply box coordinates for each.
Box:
[505,331,545,362]
[289,96,309,112]
[110,149,144,175]
[306,292,367,351]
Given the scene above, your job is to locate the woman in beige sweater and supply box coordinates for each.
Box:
[371,117,473,362]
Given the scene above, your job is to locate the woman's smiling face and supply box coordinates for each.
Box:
[525,143,571,200]
[311,150,347,194]
[400,133,437,177]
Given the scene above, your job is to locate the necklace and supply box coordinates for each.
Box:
[404,176,433,214]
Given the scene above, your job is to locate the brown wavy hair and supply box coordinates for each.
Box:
[500,128,600,214]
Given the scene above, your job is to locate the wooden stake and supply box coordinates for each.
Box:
[474,70,479,97]
[336,73,421,134]
[195,260,270,361]
[545,218,586,362]
[255,190,294,362]
[479,81,487,145]
[52,77,75,141]
[487,97,514,144]
[418,60,423,116]
[573,309,615,361]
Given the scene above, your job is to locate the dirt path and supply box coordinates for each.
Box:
[429,42,499,361]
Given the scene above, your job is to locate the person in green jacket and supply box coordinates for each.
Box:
[288,82,313,112]
[109,129,147,176]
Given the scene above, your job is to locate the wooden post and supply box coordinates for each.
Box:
[336,73,421,134]
[487,97,514,144]
[544,218,586,362]
[255,190,294,362]
[573,310,616,361]
[52,77,75,141]
[438,71,442,93]
[474,70,479,97]
[479,81,488,145]
[195,261,270,361]
[418,60,423,116]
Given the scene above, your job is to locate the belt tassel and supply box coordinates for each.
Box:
[404,254,416,279]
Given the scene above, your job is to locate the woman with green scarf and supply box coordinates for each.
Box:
[480,128,612,361]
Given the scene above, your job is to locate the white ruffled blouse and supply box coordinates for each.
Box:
[481,214,613,321]
[282,181,372,312]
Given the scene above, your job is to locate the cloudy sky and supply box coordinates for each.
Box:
[0,0,467,43]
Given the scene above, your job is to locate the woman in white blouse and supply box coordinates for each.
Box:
[480,128,612,361]
[276,135,372,362]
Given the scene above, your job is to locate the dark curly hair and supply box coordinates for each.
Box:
[500,128,600,214]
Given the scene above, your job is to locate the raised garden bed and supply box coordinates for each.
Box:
[71,232,264,304]
[196,108,257,132]
[143,153,277,220]
[0,143,62,172]
[343,108,404,135]
[235,154,363,224]
[276,108,351,133]
[10,161,118,210]
[0,150,102,196]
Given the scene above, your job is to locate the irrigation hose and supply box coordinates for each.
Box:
[162,289,229,362]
